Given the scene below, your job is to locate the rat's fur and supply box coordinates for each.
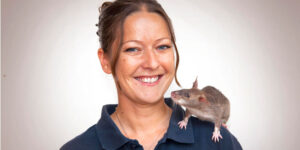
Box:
[171,78,230,142]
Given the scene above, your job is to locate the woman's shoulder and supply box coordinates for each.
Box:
[190,116,243,149]
[60,125,102,150]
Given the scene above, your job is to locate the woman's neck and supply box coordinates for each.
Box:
[114,98,172,135]
[110,95,172,150]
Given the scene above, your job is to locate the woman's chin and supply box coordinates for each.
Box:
[135,95,164,105]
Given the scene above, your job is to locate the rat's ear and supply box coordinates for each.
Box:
[192,77,198,89]
[198,93,208,103]
[98,48,112,74]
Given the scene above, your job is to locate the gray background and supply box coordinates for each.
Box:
[1,0,300,149]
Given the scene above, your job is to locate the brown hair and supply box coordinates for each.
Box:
[96,0,181,86]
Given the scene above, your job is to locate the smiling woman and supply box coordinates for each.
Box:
[60,0,242,150]
[111,11,175,105]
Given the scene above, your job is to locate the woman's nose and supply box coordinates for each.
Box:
[142,49,159,69]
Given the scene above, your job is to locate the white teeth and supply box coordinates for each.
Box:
[151,77,156,82]
[139,76,159,83]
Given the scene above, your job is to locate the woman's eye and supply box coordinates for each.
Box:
[125,48,138,52]
[157,45,170,50]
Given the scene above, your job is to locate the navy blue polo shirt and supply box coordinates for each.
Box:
[61,98,242,150]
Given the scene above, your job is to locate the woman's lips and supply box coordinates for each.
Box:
[134,75,163,86]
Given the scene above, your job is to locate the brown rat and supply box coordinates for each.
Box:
[171,78,230,142]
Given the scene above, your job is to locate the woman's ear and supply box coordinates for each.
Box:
[98,48,112,74]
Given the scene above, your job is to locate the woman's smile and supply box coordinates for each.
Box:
[134,74,163,86]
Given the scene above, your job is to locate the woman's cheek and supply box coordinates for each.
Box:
[161,51,175,70]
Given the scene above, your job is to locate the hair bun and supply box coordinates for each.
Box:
[99,1,113,12]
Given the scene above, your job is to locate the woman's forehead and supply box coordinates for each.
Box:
[122,11,171,43]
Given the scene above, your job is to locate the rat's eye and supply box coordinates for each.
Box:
[184,93,190,98]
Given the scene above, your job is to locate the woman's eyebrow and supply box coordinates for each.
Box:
[154,37,171,43]
[122,37,171,45]
[122,40,142,45]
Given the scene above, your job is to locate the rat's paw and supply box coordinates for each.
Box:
[222,123,228,129]
[211,130,223,142]
[178,120,187,130]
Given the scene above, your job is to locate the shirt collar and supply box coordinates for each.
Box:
[95,98,194,150]
[164,98,195,144]
[95,104,129,150]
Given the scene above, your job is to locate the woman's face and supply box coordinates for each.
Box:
[114,11,175,105]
